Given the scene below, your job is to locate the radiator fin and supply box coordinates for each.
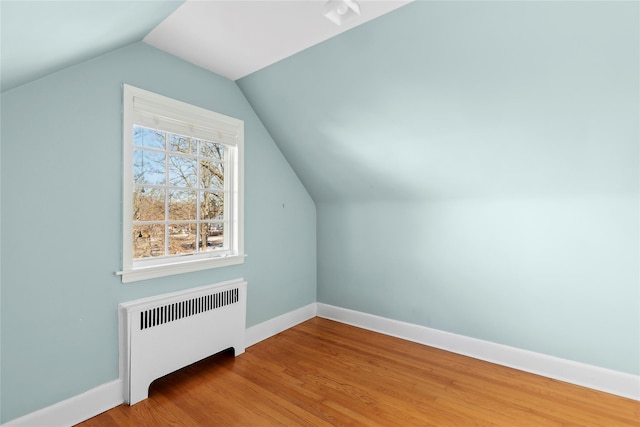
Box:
[139,287,239,331]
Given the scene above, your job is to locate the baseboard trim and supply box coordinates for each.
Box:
[6,301,636,425]
[2,303,318,427]
[317,303,640,401]
[245,302,317,348]
[2,379,124,427]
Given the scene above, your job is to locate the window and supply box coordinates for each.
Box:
[119,85,244,283]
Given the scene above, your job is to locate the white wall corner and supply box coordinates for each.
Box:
[316,303,640,401]
[245,302,317,348]
[2,379,124,427]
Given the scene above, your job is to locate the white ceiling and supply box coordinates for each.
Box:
[1,0,411,92]
[144,0,412,81]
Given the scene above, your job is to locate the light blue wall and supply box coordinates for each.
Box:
[239,1,639,375]
[2,1,639,423]
[0,42,316,423]
[0,1,185,92]
[318,196,639,373]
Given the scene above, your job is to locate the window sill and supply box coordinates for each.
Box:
[117,254,245,283]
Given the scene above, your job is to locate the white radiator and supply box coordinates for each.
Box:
[119,278,247,405]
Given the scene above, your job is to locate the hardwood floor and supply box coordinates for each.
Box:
[78,317,639,426]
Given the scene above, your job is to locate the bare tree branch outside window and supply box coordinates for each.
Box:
[132,127,225,259]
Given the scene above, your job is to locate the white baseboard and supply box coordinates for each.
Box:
[2,303,317,427]
[317,303,640,401]
[6,301,636,426]
[2,379,124,427]
[245,302,317,348]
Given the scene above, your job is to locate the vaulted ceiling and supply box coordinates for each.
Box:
[0,1,183,92]
[238,1,638,202]
[2,1,637,204]
[143,0,411,81]
[0,0,409,92]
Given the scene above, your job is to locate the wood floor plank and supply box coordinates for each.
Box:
[78,317,639,426]
[297,320,639,425]
[216,355,358,425]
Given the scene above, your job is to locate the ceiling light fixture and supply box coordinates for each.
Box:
[324,0,361,26]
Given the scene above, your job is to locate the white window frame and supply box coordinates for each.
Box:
[118,84,244,283]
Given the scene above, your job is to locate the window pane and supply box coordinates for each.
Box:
[200,159,224,190]
[169,190,196,221]
[134,187,165,221]
[134,127,165,149]
[134,150,165,185]
[169,155,197,187]
[201,223,224,252]
[169,223,196,255]
[169,133,196,155]
[133,224,165,259]
[201,191,224,220]
[199,140,223,161]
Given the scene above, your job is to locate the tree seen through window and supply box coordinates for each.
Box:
[132,126,225,259]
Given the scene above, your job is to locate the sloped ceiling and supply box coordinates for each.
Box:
[0,1,184,92]
[238,1,639,202]
[2,1,637,204]
[0,0,410,92]
[144,0,411,80]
